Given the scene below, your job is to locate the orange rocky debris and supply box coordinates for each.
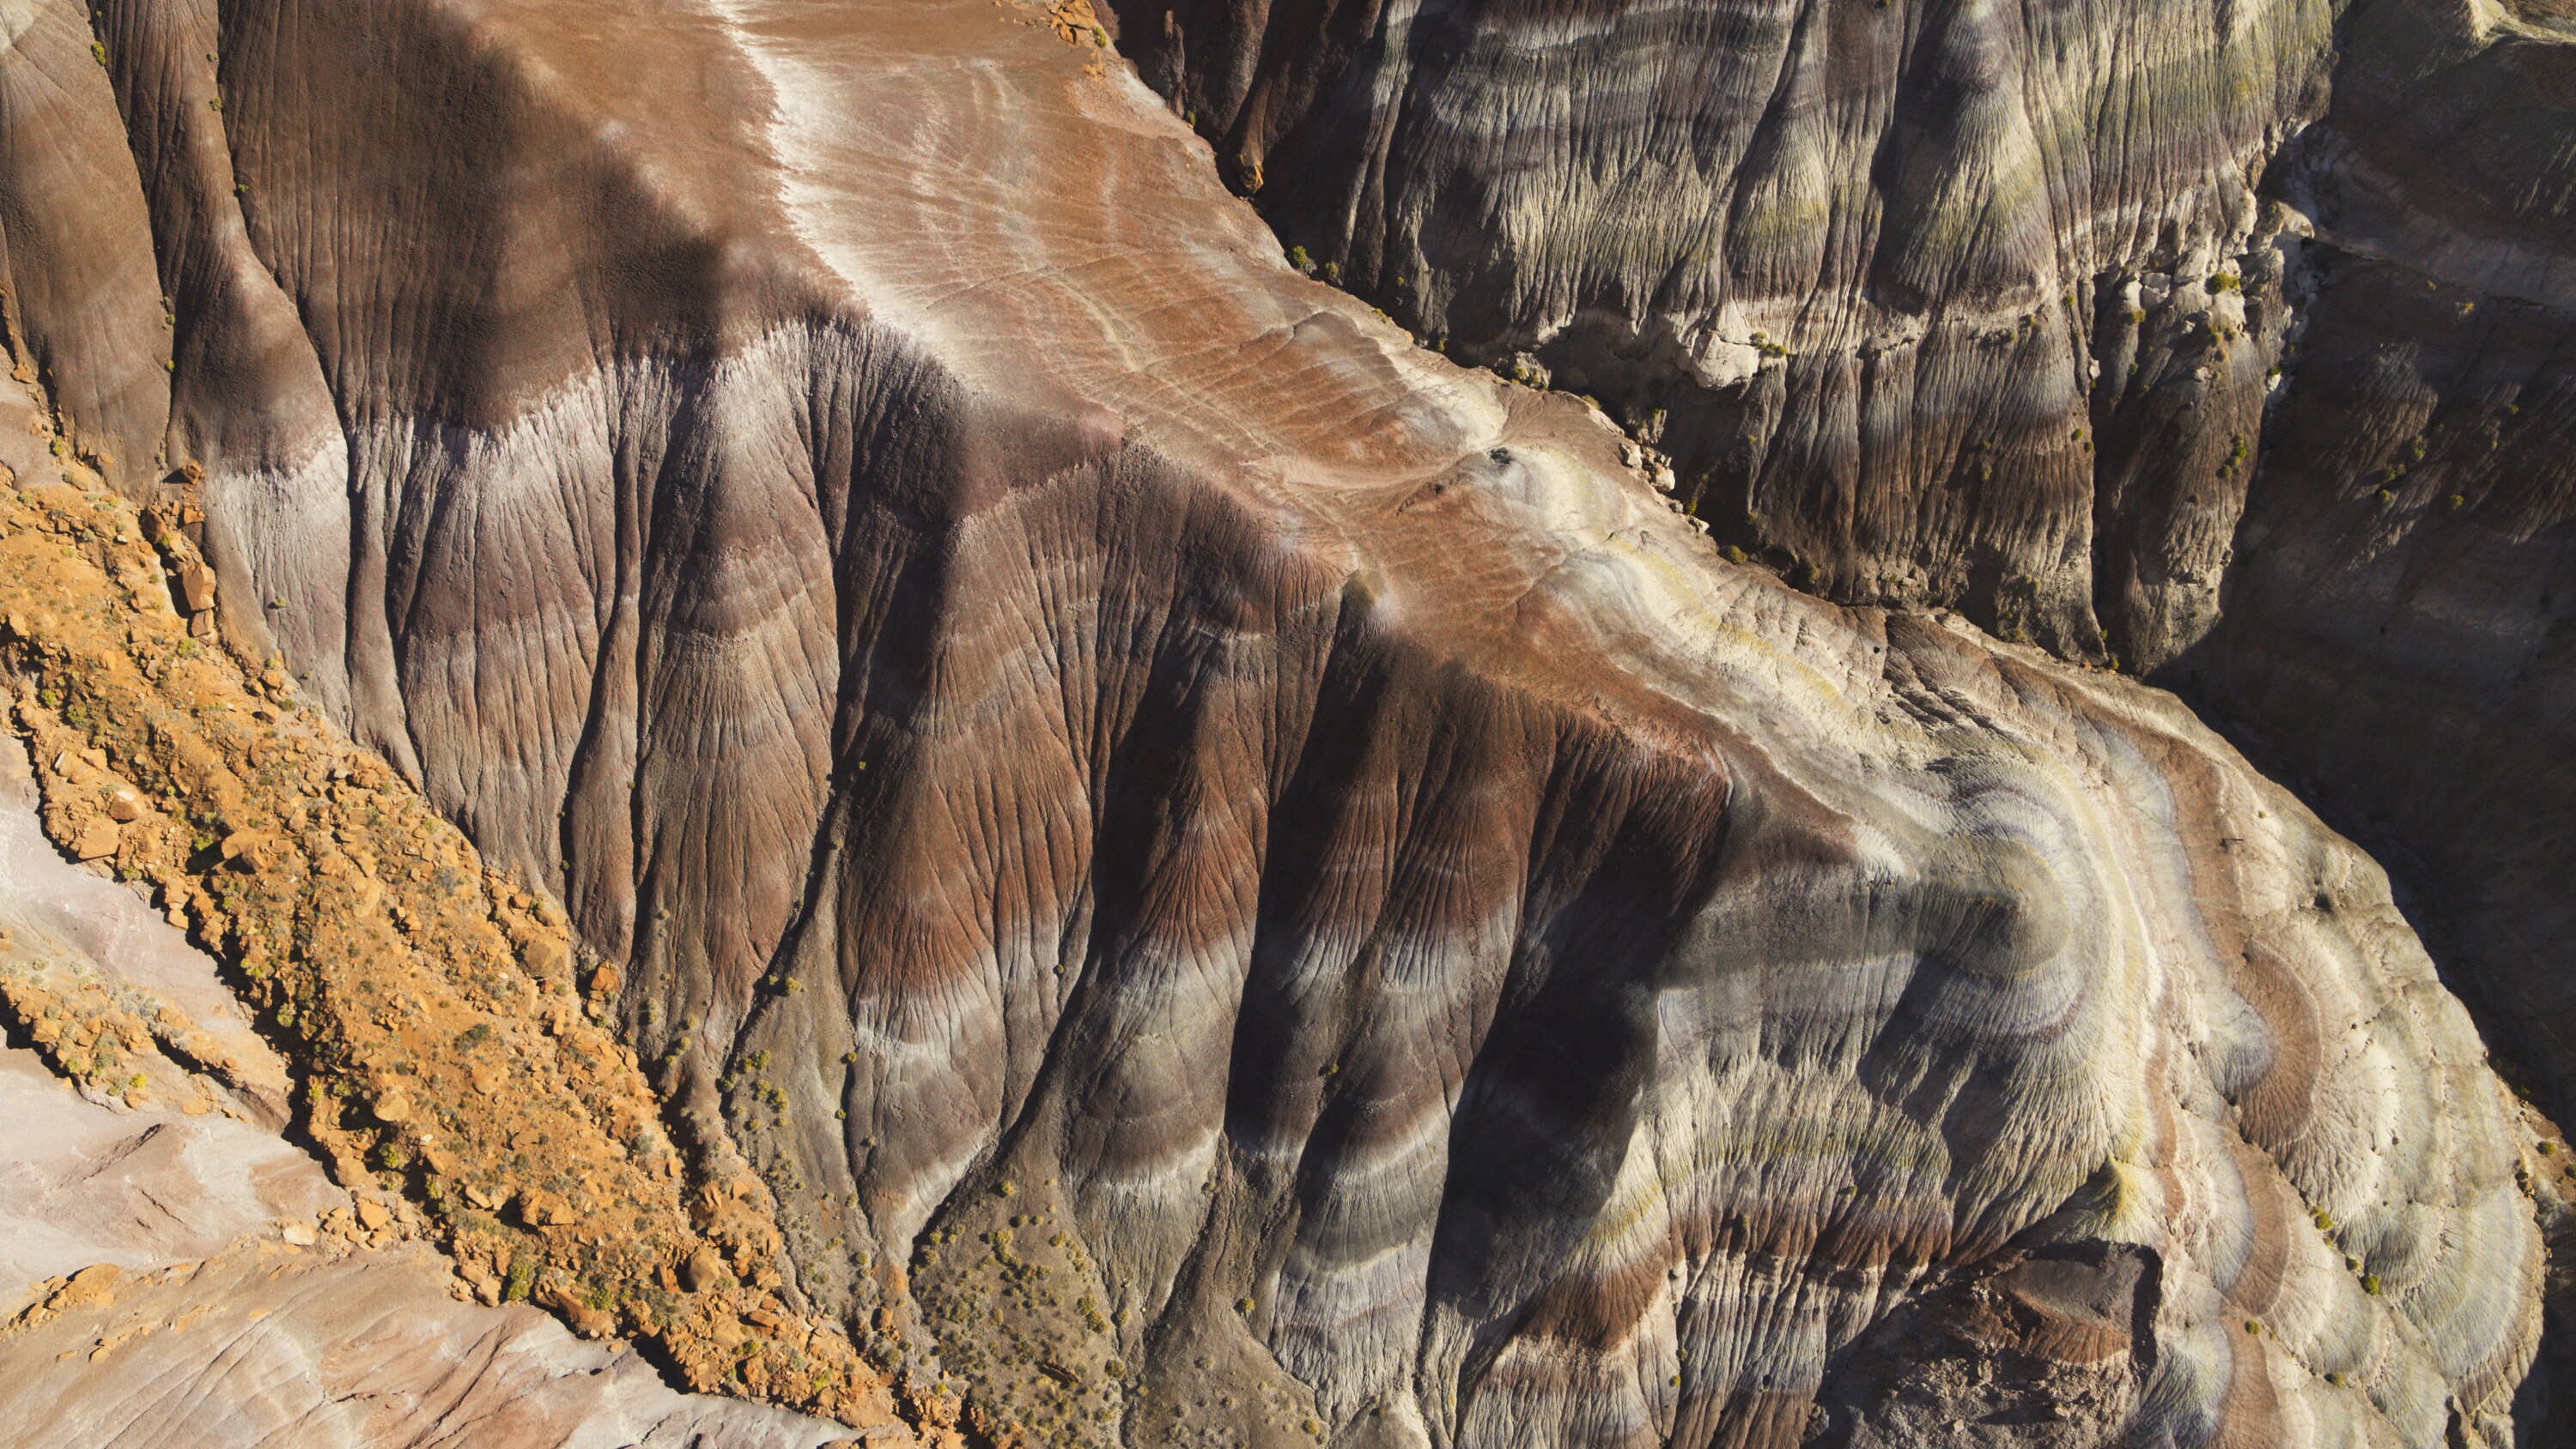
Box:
[0,471,986,1445]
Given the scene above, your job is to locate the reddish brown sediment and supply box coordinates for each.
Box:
[1118,0,2576,1155]
[0,0,2556,1444]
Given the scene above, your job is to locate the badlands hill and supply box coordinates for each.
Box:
[1117,0,2576,1127]
[0,1,2565,1446]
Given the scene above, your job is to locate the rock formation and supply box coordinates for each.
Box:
[1110,0,2329,662]
[0,733,860,1446]
[0,472,975,1440]
[0,0,2561,1446]
[1110,0,2576,1195]
[2188,0,2576,1139]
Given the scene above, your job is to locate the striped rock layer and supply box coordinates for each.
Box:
[1114,0,2331,662]
[0,0,2555,1446]
[1109,0,2576,1140]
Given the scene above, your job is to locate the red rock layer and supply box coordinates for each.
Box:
[0,1,2549,1445]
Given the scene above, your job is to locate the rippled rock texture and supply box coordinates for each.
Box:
[0,0,2560,1445]
[1113,0,2331,662]
[1113,0,2576,1177]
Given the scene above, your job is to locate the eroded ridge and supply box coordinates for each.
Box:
[0,471,983,1444]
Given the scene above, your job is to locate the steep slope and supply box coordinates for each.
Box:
[2180,0,2576,1135]
[1108,0,2330,664]
[0,470,969,1440]
[0,1,2556,1446]
[0,729,858,1449]
[1103,0,2576,1128]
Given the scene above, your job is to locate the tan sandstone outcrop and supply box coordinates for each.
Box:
[0,728,872,1447]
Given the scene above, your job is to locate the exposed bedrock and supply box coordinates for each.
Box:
[1109,0,2332,665]
[1105,0,2576,1113]
[0,737,859,1449]
[2183,0,2576,1133]
[0,0,2558,1444]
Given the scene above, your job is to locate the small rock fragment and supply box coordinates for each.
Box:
[683,1244,730,1292]
[52,1264,122,1310]
[72,821,118,859]
[514,1191,575,1228]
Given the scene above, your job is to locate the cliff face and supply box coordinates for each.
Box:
[0,1,2560,1446]
[1109,0,2576,1113]
[1111,0,2331,665]
[2186,0,2576,1128]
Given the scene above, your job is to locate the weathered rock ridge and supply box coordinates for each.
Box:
[0,1,2558,1446]
[1109,0,2576,1169]
[1113,0,2331,661]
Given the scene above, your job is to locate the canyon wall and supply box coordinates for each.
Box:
[2188,0,2576,1127]
[0,0,2560,1444]
[1109,0,2332,664]
[1109,0,2576,1126]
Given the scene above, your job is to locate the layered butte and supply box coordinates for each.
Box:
[0,0,2559,1446]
